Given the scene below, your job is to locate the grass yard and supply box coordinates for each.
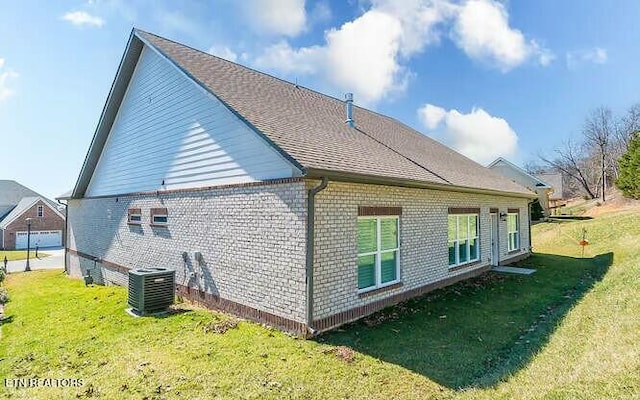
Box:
[1,209,638,399]
[0,250,49,262]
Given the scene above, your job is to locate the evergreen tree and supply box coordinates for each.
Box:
[531,199,544,220]
[616,133,640,199]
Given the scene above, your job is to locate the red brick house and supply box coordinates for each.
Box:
[0,180,65,250]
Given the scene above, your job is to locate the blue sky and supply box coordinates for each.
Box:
[1,0,639,199]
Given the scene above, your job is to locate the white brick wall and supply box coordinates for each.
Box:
[311,181,531,320]
[67,180,308,323]
[66,177,531,330]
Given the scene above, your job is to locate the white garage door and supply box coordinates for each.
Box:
[15,230,62,249]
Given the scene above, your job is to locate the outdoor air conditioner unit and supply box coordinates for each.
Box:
[128,268,175,315]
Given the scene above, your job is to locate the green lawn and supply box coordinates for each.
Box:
[1,210,638,399]
[0,250,49,261]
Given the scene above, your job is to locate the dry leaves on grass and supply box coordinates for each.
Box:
[323,345,356,363]
[203,318,238,334]
[363,310,404,327]
[166,305,191,315]
[361,273,510,328]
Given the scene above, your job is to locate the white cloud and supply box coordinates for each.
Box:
[451,0,552,71]
[418,103,518,164]
[254,41,321,75]
[62,10,105,27]
[0,58,18,102]
[321,10,407,104]
[252,0,550,105]
[254,2,451,105]
[536,43,556,66]
[155,10,202,38]
[243,0,307,37]
[418,103,447,129]
[255,10,410,105]
[310,1,332,24]
[208,45,239,63]
[371,0,456,56]
[566,47,608,69]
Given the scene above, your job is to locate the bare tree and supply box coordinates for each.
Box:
[539,138,597,199]
[541,104,640,201]
[583,107,614,201]
[618,103,640,146]
[523,161,546,175]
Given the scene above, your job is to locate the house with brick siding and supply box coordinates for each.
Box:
[63,29,536,336]
[0,180,65,250]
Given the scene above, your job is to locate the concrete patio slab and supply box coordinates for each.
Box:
[492,266,536,275]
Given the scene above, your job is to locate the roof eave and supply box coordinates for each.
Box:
[305,168,538,200]
[71,29,144,199]
[488,157,551,188]
[0,197,65,229]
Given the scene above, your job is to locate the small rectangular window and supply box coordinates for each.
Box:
[150,207,168,226]
[153,215,168,224]
[127,208,142,225]
[37,205,44,217]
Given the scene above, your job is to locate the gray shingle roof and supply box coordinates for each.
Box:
[0,180,61,225]
[0,197,39,229]
[73,30,535,199]
[137,31,532,197]
[0,180,41,209]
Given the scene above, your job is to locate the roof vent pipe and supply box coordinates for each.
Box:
[345,92,354,127]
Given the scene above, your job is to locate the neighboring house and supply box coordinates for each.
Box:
[0,180,66,250]
[487,158,555,217]
[63,29,536,336]
[534,172,565,212]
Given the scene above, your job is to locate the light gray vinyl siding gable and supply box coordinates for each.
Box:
[489,161,540,192]
[86,45,299,197]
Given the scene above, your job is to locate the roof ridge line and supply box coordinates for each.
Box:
[354,126,452,185]
[489,157,550,187]
[134,30,486,182]
[134,30,390,119]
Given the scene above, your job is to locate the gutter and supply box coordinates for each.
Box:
[528,198,534,252]
[305,168,537,200]
[57,198,68,274]
[305,177,328,336]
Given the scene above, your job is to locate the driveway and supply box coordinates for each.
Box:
[5,247,65,273]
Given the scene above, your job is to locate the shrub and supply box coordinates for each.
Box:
[0,267,5,286]
[531,200,544,220]
[0,287,9,304]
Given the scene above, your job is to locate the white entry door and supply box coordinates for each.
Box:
[15,230,62,249]
[490,213,499,266]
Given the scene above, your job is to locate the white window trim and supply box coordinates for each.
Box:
[151,213,168,226]
[357,216,401,293]
[37,205,44,217]
[127,208,142,224]
[507,213,520,251]
[448,214,480,267]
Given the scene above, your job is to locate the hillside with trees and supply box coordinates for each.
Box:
[535,104,640,202]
